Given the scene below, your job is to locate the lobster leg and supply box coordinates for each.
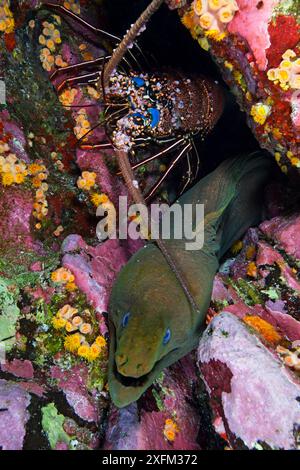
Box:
[179,150,193,195]
[80,143,113,150]
[116,138,185,176]
[50,56,109,81]
[191,139,201,181]
[178,137,201,195]
[144,143,192,202]
[130,139,185,171]
[56,71,101,92]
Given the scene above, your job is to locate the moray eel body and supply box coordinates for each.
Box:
[108,152,272,407]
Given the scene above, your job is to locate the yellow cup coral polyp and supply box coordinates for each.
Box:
[95,335,107,349]
[267,49,300,90]
[90,192,109,207]
[209,0,226,11]
[0,152,29,187]
[63,0,81,15]
[277,345,300,371]
[163,418,179,442]
[79,323,93,335]
[194,0,204,15]
[243,316,282,345]
[51,267,75,284]
[191,0,239,40]
[199,12,214,30]
[52,316,67,330]
[0,1,15,34]
[77,171,97,191]
[64,333,81,353]
[89,343,102,360]
[218,6,234,23]
[250,103,271,126]
[77,344,90,359]
[57,304,78,319]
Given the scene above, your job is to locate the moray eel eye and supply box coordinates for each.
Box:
[122,312,130,328]
[163,328,171,345]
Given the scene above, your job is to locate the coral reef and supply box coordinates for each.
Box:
[0,380,31,450]
[0,0,300,451]
[177,0,300,176]
[199,312,300,450]
[200,190,300,449]
[0,0,127,449]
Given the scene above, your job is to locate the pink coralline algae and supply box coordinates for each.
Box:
[256,240,300,292]
[260,214,300,260]
[204,202,300,448]
[0,380,31,450]
[50,365,99,423]
[0,186,42,255]
[178,0,300,175]
[265,300,300,342]
[198,312,300,450]
[1,359,34,379]
[62,235,142,317]
[103,355,201,450]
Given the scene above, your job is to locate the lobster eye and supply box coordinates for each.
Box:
[163,328,171,345]
[122,312,130,328]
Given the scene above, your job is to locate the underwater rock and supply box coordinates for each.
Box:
[265,299,300,341]
[0,380,31,450]
[1,0,299,451]
[177,0,300,176]
[51,365,99,423]
[1,359,34,379]
[260,214,300,260]
[198,312,300,450]
[62,235,142,334]
[103,355,201,450]
[0,177,43,261]
[205,206,300,448]
[256,240,300,292]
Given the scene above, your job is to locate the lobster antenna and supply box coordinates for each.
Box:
[116,150,200,315]
[106,0,200,313]
[102,0,164,87]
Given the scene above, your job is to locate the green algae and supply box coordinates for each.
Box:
[0,277,20,352]
[227,278,263,306]
[41,402,71,449]
[274,0,300,17]
[261,287,280,301]
[88,360,107,392]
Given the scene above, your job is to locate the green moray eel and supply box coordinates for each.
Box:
[108,152,272,407]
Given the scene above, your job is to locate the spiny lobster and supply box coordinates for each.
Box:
[44,0,223,201]
[43,0,224,312]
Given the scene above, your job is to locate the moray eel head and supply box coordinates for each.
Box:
[115,314,168,378]
[108,244,194,408]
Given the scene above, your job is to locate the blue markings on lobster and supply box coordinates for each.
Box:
[149,108,160,128]
[133,76,146,88]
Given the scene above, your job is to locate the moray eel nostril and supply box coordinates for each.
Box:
[108,152,273,408]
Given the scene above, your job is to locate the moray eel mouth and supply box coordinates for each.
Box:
[108,318,194,407]
[112,347,179,388]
